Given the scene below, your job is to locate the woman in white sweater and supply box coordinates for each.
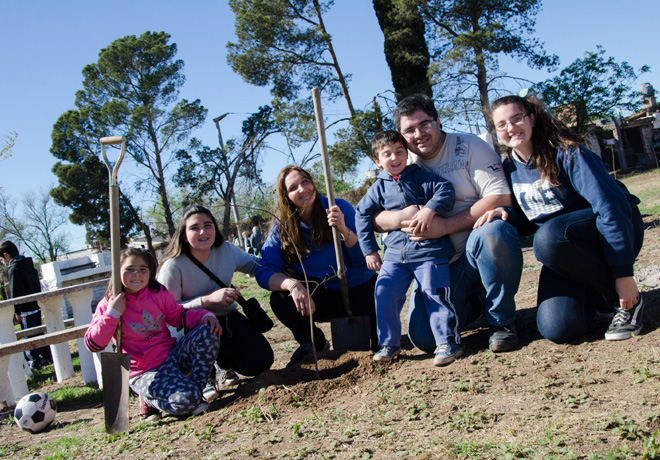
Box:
[157,205,273,399]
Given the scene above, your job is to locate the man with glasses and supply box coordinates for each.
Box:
[373,93,523,353]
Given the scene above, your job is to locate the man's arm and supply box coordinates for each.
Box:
[372,206,420,233]
[406,194,512,240]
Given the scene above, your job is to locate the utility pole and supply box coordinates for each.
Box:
[213,113,243,248]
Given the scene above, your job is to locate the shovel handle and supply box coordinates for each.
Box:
[312,88,353,318]
[100,136,126,187]
[100,136,126,352]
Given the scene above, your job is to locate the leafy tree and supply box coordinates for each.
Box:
[0,187,70,263]
[417,0,558,140]
[373,0,432,99]
[50,110,148,249]
[327,99,391,180]
[61,31,206,237]
[227,0,355,117]
[174,107,280,235]
[535,46,650,134]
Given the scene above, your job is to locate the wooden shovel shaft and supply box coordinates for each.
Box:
[312,88,352,318]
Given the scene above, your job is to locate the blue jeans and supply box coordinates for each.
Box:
[375,259,456,347]
[408,220,522,353]
[535,207,644,343]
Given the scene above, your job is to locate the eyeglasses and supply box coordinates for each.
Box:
[495,114,529,132]
[401,119,436,138]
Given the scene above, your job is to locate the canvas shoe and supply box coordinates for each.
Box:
[373,345,401,362]
[433,342,463,366]
[605,297,644,341]
[191,401,211,416]
[489,323,519,352]
[218,367,240,386]
[286,339,330,368]
[139,396,162,423]
[202,378,220,402]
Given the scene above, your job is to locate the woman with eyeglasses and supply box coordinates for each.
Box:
[476,95,644,344]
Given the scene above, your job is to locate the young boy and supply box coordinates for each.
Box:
[355,130,461,366]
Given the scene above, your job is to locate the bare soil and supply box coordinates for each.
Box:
[1,173,659,459]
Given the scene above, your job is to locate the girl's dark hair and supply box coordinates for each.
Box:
[274,165,332,265]
[371,130,409,161]
[159,205,225,270]
[105,248,164,298]
[491,94,585,187]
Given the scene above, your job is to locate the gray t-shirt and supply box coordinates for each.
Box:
[157,242,257,316]
[409,132,510,260]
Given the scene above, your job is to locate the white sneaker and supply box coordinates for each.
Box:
[191,401,210,416]
[218,367,240,386]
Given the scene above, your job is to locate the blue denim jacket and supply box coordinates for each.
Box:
[356,164,455,264]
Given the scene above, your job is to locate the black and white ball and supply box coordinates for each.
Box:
[14,392,57,433]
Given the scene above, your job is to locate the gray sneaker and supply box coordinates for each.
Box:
[218,367,240,386]
[489,323,519,352]
[605,297,644,341]
[433,342,463,366]
[202,378,220,402]
[191,401,210,416]
[373,345,401,362]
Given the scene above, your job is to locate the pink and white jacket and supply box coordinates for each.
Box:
[84,286,214,379]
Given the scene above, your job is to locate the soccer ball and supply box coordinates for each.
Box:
[14,392,57,433]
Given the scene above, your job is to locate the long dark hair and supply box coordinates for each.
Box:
[491,95,585,187]
[274,165,332,265]
[105,247,164,298]
[159,205,225,269]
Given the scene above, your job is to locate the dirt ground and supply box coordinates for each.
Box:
[1,173,659,459]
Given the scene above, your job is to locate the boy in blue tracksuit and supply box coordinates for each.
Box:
[356,130,462,366]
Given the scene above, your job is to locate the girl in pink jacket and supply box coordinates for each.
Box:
[85,248,221,421]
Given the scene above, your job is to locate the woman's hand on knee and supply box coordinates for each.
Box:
[474,207,508,229]
[202,315,223,337]
[289,281,315,316]
[615,276,639,310]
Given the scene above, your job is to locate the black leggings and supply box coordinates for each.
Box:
[269,275,378,350]
[216,311,274,376]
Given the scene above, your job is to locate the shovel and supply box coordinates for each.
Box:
[311,88,371,351]
[99,136,130,433]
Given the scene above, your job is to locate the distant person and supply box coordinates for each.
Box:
[255,165,378,366]
[478,94,644,343]
[248,226,263,256]
[242,231,252,254]
[85,248,221,421]
[0,240,52,369]
[355,131,461,366]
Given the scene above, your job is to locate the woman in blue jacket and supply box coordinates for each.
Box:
[477,95,644,343]
[255,165,377,366]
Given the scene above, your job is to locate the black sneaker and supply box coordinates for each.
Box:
[605,297,644,341]
[286,339,330,368]
[489,323,519,352]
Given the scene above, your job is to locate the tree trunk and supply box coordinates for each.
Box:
[373,0,432,100]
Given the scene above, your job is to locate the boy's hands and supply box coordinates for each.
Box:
[366,252,382,271]
[408,206,436,235]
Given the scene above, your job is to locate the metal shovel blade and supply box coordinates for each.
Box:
[330,315,371,351]
[101,344,131,433]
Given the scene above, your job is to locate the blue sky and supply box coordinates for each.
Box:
[1,0,658,252]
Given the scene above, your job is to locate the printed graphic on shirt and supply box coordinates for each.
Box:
[512,179,564,221]
[129,310,164,335]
